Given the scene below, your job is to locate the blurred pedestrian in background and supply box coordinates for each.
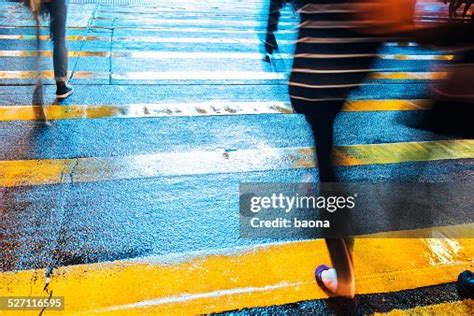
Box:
[44,0,73,99]
[406,0,473,137]
[25,0,73,99]
[264,0,297,61]
[264,0,285,59]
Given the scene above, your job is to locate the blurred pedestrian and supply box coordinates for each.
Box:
[44,0,73,99]
[25,0,73,99]
[264,0,292,61]
[405,0,474,137]
[265,0,381,298]
[265,0,416,298]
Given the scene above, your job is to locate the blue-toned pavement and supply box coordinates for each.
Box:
[0,0,473,315]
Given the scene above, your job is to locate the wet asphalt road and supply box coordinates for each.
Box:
[0,0,473,314]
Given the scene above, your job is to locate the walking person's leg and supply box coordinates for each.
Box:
[319,239,355,297]
[296,99,355,297]
[45,0,73,99]
[264,0,285,56]
[304,101,343,183]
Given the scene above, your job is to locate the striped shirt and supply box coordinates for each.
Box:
[289,0,382,109]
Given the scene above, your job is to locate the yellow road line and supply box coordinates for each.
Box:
[1,224,472,315]
[0,71,448,81]
[376,300,474,315]
[0,50,455,61]
[0,71,106,80]
[0,101,293,121]
[0,50,110,58]
[339,140,474,165]
[0,100,430,121]
[0,35,106,41]
[1,140,472,187]
[370,72,448,80]
[344,99,431,111]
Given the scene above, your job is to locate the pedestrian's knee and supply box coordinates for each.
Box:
[51,35,66,48]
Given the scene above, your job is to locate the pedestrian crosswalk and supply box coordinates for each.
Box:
[1,139,473,187]
[0,99,433,122]
[2,224,472,314]
[0,0,472,315]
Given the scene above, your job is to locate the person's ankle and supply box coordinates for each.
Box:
[336,279,355,298]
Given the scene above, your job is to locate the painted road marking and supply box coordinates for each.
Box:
[0,34,107,41]
[0,35,292,44]
[0,35,428,46]
[371,72,448,80]
[0,100,431,121]
[0,70,107,80]
[1,140,472,187]
[0,70,448,81]
[376,300,474,315]
[0,224,472,314]
[0,50,455,61]
[0,26,298,34]
[93,16,296,25]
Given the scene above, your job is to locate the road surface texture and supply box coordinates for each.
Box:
[0,0,473,315]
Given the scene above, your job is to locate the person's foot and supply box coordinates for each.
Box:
[457,270,474,299]
[264,53,271,63]
[315,265,355,298]
[56,82,74,99]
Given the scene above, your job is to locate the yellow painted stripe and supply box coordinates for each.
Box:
[0,71,448,81]
[0,100,430,121]
[370,72,448,80]
[338,140,474,166]
[376,300,474,315]
[0,50,455,61]
[0,35,105,41]
[0,224,472,315]
[0,140,472,187]
[0,50,109,58]
[0,102,293,121]
[344,99,431,111]
[0,70,106,80]
[381,54,454,61]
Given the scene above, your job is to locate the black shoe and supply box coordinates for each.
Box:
[56,83,74,99]
[457,270,474,299]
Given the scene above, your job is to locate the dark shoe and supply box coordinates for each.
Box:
[457,270,474,299]
[56,83,74,99]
